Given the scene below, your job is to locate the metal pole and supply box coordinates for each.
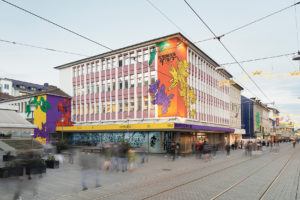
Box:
[62,122,64,141]
[249,102,251,140]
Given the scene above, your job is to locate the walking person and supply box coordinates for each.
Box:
[79,151,102,191]
[293,140,296,148]
[128,147,136,172]
[170,142,176,161]
[225,143,231,157]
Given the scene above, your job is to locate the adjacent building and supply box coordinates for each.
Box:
[241,96,272,139]
[55,33,234,153]
[0,89,72,144]
[0,78,56,96]
[229,82,245,144]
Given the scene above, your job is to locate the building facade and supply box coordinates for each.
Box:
[55,33,234,153]
[241,96,271,139]
[0,89,72,144]
[229,83,245,144]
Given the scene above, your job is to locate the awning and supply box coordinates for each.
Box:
[0,109,37,129]
[233,128,246,135]
[56,122,235,133]
[263,132,270,136]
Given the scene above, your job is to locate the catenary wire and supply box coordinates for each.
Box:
[145,0,193,41]
[0,0,113,51]
[221,52,297,65]
[194,1,300,43]
[0,38,89,57]
[184,0,274,104]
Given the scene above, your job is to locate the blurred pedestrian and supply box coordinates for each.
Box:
[225,143,230,157]
[79,151,102,191]
[170,142,176,161]
[128,147,136,172]
[293,140,296,148]
[109,143,119,172]
[140,144,147,164]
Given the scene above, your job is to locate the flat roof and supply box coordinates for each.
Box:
[54,32,233,78]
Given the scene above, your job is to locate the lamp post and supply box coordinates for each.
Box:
[61,118,64,141]
[30,104,35,149]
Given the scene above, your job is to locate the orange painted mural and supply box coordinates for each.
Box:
[149,37,195,118]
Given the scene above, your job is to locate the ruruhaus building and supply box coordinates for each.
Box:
[55,33,234,153]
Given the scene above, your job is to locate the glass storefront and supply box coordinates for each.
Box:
[67,131,164,153]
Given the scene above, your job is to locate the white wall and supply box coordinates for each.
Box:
[59,67,73,96]
[0,79,13,95]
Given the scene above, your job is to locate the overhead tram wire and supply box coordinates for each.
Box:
[145,0,193,41]
[0,38,89,57]
[0,0,112,51]
[184,0,274,103]
[221,52,297,66]
[194,1,300,43]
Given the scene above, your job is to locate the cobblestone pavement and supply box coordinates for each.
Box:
[0,143,299,200]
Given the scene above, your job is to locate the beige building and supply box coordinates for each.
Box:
[229,83,245,145]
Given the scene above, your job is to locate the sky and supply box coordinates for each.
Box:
[0,0,300,125]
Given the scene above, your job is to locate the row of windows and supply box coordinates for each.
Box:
[72,49,153,77]
[74,72,156,96]
[72,96,154,116]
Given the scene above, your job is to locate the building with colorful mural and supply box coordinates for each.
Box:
[55,33,234,153]
[0,89,72,144]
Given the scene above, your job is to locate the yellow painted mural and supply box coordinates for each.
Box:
[33,95,47,130]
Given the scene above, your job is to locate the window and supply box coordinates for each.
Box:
[150,96,155,110]
[124,99,128,112]
[77,87,81,96]
[112,79,116,91]
[137,74,142,87]
[130,98,134,111]
[91,84,94,94]
[81,104,85,115]
[144,72,149,86]
[87,84,90,94]
[137,97,142,111]
[102,104,105,113]
[77,105,80,116]
[112,102,116,113]
[119,78,123,90]
[81,85,84,95]
[87,104,90,115]
[107,103,111,113]
[96,105,99,114]
[4,84,9,89]
[125,79,129,89]
[119,60,123,67]
[130,76,135,88]
[91,103,94,114]
[96,82,100,93]
[150,71,156,85]
[144,96,148,110]
[73,88,76,96]
[119,100,123,112]
[73,105,76,116]
[102,81,105,92]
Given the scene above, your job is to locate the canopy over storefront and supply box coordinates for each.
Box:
[0,106,37,136]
